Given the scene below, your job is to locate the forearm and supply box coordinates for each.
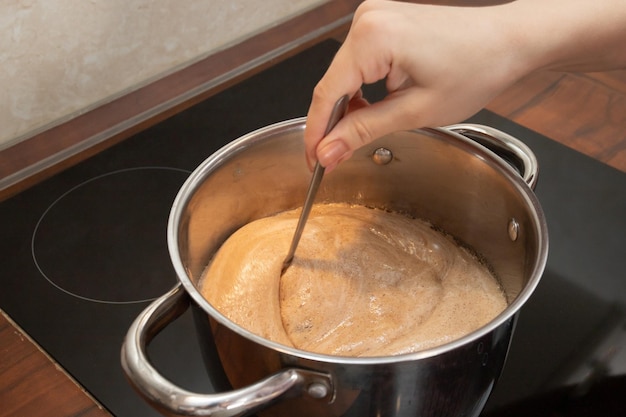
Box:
[499,0,626,72]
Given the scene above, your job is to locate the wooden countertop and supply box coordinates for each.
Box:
[0,310,108,417]
[488,70,626,172]
[1,1,625,416]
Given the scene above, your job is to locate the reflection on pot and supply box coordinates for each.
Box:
[122,121,548,417]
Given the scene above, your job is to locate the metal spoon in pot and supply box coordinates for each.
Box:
[280,95,349,275]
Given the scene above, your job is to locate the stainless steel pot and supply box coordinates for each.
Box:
[122,121,548,417]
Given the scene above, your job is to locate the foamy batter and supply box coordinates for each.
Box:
[200,203,507,357]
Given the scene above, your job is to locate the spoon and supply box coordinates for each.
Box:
[280,95,349,275]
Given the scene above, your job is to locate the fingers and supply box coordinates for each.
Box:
[304,1,409,169]
[304,52,367,169]
[304,37,393,167]
[303,0,531,171]
[314,90,428,170]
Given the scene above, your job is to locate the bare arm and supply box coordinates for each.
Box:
[304,0,626,170]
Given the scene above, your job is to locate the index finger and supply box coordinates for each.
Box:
[304,48,364,168]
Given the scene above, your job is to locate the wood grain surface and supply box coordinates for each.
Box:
[0,311,109,417]
[0,0,362,201]
[488,71,626,173]
[0,2,363,416]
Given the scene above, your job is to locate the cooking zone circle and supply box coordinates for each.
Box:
[31,167,190,304]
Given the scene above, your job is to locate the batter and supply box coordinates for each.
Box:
[200,203,507,357]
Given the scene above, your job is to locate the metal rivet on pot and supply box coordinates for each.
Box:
[508,218,520,242]
[482,353,489,367]
[372,147,393,165]
[307,382,329,399]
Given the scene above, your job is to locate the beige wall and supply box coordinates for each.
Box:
[0,0,325,149]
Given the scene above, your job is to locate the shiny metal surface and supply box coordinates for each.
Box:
[445,124,539,189]
[281,95,349,274]
[508,218,520,242]
[123,120,548,416]
[280,160,324,274]
[371,147,393,165]
[121,285,333,417]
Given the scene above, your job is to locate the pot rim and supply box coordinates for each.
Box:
[167,117,549,365]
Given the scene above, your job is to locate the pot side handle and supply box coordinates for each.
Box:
[121,284,334,417]
[444,124,539,190]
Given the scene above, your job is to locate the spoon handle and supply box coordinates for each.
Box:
[281,95,349,274]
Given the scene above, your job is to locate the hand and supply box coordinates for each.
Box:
[304,0,626,171]
[304,0,524,170]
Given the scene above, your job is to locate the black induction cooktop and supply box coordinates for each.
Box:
[1,40,625,416]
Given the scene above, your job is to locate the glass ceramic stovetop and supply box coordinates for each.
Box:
[1,41,625,417]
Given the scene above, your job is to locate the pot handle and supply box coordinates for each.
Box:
[444,124,539,189]
[121,285,334,417]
